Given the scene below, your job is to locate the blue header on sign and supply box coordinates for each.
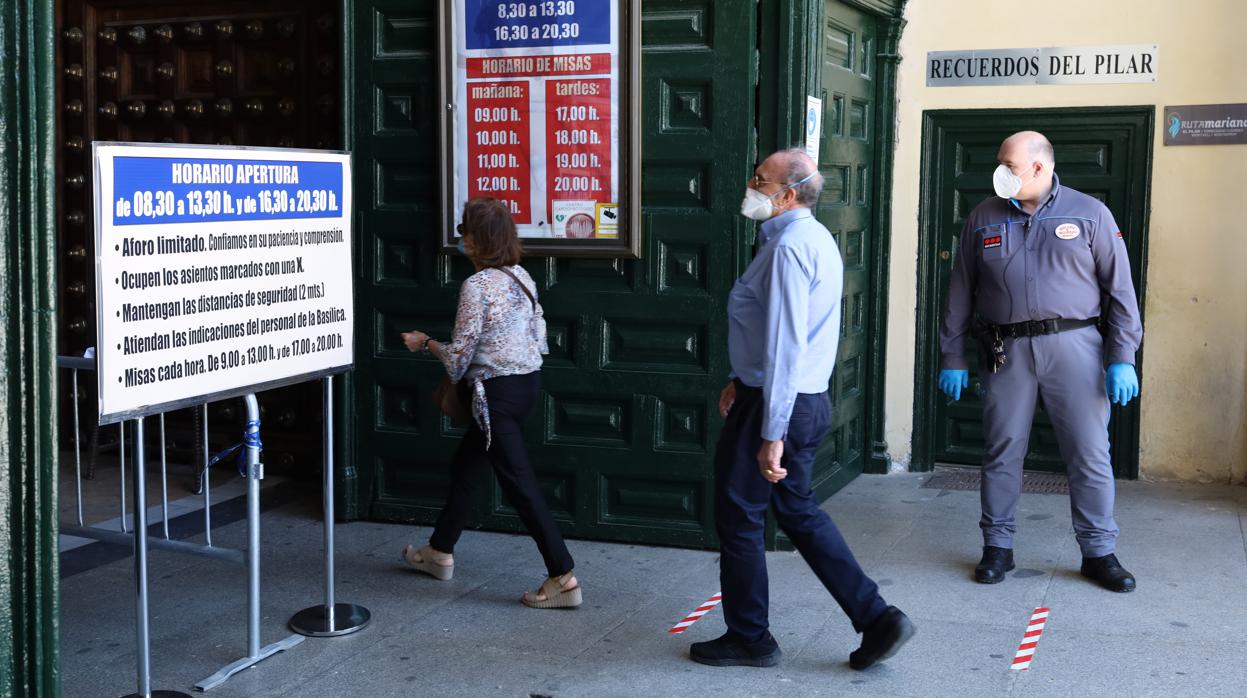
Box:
[464,0,609,50]
[110,156,344,226]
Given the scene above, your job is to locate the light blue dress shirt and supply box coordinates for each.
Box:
[728,208,843,441]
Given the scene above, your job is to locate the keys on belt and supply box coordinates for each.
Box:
[989,332,1006,373]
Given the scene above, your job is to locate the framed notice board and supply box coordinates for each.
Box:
[91,142,354,424]
[438,0,641,258]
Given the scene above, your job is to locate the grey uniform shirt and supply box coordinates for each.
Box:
[940,174,1142,370]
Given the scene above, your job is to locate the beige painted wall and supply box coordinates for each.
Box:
[885,0,1247,482]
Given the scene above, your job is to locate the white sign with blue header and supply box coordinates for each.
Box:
[92,143,355,424]
[805,95,822,164]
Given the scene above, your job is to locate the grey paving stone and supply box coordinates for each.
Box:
[1011,627,1245,697]
[58,472,1247,698]
[762,617,1018,698]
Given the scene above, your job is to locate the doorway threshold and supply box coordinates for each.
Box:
[923,464,1069,495]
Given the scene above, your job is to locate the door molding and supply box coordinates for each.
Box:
[912,106,1154,478]
[864,13,904,474]
[1,0,60,693]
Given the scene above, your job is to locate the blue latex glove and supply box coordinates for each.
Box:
[939,369,970,401]
[1105,363,1139,407]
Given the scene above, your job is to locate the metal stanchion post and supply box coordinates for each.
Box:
[72,368,84,526]
[202,404,212,546]
[119,423,128,533]
[289,375,371,637]
[195,395,304,691]
[120,417,190,698]
[159,413,170,539]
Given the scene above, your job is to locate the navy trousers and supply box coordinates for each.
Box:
[715,380,888,642]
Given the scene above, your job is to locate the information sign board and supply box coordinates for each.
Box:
[92,143,354,424]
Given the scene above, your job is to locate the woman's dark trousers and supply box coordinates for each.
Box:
[429,371,574,577]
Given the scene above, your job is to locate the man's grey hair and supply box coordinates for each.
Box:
[778,147,824,207]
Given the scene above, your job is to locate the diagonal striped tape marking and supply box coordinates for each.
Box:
[669,592,723,635]
[1011,607,1050,671]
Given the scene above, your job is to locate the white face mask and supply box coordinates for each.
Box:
[992,163,1035,199]
[740,188,781,221]
[740,171,816,220]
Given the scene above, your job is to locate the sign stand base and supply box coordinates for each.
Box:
[290,377,371,639]
[289,603,371,638]
[194,635,305,691]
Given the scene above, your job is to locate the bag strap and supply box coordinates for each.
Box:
[496,266,536,310]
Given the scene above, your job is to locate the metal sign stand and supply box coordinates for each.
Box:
[120,416,191,698]
[195,394,305,691]
[289,375,372,637]
[60,358,326,693]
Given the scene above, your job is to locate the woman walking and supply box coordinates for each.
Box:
[399,197,581,609]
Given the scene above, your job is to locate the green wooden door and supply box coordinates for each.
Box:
[806,0,877,498]
[915,108,1152,478]
[350,0,757,547]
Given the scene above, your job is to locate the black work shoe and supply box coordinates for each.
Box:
[974,546,1015,584]
[689,631,782,667]
[850,607,915,670]
[1081,553,1136,593]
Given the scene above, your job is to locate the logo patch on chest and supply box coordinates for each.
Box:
[982,235,1003,249]
[1055,223,1081,240]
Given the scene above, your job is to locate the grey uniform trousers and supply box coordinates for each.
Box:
[980,325,1119,558]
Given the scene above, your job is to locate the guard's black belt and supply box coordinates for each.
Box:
[994,317,1098,338]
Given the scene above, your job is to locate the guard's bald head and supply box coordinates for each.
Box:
[1000,131,1055,168]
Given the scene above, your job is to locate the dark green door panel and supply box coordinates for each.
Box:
[807,0,878,499]
[352,1,757,547]
[914,108,1152,478]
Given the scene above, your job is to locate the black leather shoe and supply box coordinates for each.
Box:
[1081,553,1136,592]
[974,546,1015,584]
[690,631,782,667]
[850,607,915,670]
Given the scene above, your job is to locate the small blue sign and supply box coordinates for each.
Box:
[464,0,610,50]
[110,157,344,226]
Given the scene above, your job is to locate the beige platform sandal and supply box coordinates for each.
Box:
[401,544,454,581]
[521,570,582,609]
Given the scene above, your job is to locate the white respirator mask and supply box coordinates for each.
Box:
[740,171,815,221]
[992,163,1036,199]
[740,188,782,221]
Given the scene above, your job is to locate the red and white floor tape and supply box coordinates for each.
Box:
[1011,607,1050,670]
[668,592,723,634]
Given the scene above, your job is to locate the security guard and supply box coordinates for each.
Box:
[939,131,1142,592]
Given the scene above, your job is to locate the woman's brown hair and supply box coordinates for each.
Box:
[460,197,522,268]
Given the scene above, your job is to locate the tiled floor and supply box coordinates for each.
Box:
[58,471,1247,697]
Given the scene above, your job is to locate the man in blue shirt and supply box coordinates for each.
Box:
[939,131,1142,592]
[690,149,914,670]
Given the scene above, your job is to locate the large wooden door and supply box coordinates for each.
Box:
[807,0,878,498]
[351,0,757,547]
[56,0,341,473]
[915,108,1152,478]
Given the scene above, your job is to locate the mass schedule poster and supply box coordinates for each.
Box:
[452,0,621,240]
